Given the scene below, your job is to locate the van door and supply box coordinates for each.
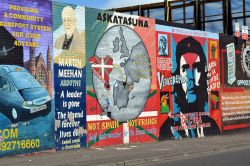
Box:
[0,75,11,108]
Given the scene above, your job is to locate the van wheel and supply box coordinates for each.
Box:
[10,108,20,123]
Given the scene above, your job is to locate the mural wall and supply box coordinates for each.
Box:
[85,8,159,146]
[0,0,250,157]
[53,2,86,151]
[220,34,250,130]
[156,25,222,140]
[0,0,54,156]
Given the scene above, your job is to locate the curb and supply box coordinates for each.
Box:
[97,143,250,166]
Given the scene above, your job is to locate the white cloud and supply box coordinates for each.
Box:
[102,0,164,9]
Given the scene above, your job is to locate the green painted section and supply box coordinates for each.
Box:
[85,8,112,86]
[135,126,158,140]
[87,90,97,98]
[148,90,157,99]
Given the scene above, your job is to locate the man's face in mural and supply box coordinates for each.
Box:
[62,6,76,39]
[180,53,201,103]
[159,39,166,51]
[159,36,167,54]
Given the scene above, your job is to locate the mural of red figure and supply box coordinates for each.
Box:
[159,36,221,140]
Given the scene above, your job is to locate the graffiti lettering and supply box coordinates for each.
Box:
[0,128,18,139]
[11,31,41,39]
[88,121,120,131]
[63,143,80,150]
[14,40,39,47]
[171,112,210,118]
[64,101,80,109]
[237,80,250,86]
[99,132,122,140]
[58,58,82,68]
[101,121,119,130]
[88,122,100,131]
[57,112,66,120]
[9,4,39,14]
[0,139,40,151]
[0,21,29,29]
[97,13,149,28]
[61,120,80,128]
[60,80,81,87]
[67,111,84,119]
[59,131,71,138]
[208,60,220,91]
[29,24,51,31]
[66,91,82,98]
[223,115,250,121]
[222,93,250,124]
[62,139,71,145]
[172,122,211,131]
[58,69,82,78]
[88,132,122,141]
[157,57,171,70]
[127,118,157,127]
[157,72,186,89]
[208,61,216,72]
[8,13,43,22]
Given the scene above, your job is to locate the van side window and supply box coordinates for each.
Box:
[0,76,9,92]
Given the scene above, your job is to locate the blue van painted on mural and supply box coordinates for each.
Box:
[0,65,51,123]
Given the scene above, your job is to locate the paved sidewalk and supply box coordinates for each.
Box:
[1,130,250,166]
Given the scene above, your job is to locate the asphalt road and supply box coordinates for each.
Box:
[144,146,250,166]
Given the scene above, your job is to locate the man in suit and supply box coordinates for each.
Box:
[54,6,85,52]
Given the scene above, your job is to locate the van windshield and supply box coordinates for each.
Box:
[10,71,41,90]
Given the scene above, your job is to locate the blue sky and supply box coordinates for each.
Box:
[52,0,163,9]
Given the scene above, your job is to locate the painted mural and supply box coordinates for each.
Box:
[0,0,54,156]
[220,34,250,130]
[157,25,222,140]
[86,9,158,146]
[0,0,250,157]
[53,2,86,151]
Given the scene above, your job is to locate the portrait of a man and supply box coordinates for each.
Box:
[158,34,168,56]
[159,36,220,140]
[54,6,85,51]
